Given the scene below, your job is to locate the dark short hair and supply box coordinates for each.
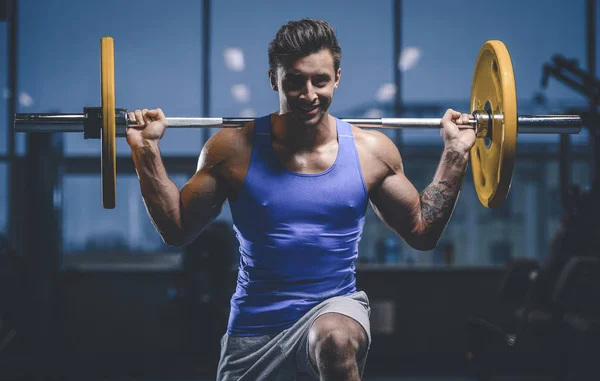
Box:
[268,18,342,75]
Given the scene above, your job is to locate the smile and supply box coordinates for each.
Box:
[298,105,320,114]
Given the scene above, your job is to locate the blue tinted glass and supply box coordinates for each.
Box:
[211,0,393,119]
[62,173,232,254]
[401,0,591,145]
[18,0,204,156]
[0,22,7,155]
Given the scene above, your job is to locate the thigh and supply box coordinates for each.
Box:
[217,333,297,381]
[307,313,369,371]
[295,291,372,378]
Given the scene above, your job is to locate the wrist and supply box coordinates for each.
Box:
[444,140,471,153]
[131,139,160,152]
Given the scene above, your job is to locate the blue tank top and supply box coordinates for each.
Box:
[227,114,368,336]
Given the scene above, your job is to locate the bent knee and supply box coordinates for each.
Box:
[317,328,362,355]
[309,313,367,358]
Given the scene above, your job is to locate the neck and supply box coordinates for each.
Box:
[272,112,336,151]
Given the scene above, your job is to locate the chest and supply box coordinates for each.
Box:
[232,158,368,231]
[221,135,387,200]
[271,141,338,174]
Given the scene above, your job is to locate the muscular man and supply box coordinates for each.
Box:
[127,18,475,381]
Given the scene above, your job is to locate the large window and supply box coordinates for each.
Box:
[1,18,9,240]
[18,0,206,157]
[358,149,592,266]
[62,170,233,254]
[62,173,187,254]
[1,20,7,156]
[402,0,591,104]
[399,0,592,145]
[211,0,394,119]
[14,0,596,267]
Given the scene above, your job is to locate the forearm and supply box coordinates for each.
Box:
[131,143,185,244]
[417,148,469,246]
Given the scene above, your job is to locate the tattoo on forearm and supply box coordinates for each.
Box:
[420,181,457,226]
[444,150,464,166]
[438,180,452,188]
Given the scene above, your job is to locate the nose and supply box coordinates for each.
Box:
[299,82,317,103]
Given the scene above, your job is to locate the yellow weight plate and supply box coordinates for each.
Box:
[470,40,517,208]
[101,36,116,209]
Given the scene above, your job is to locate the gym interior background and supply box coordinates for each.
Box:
[1,0,599,380]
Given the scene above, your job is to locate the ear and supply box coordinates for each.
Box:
[268,70,278,91]
[334,68,341,89]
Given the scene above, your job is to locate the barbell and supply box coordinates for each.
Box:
[14,37,582,209]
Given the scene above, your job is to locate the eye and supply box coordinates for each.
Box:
[314,77,330,87]
[284,75,304,89]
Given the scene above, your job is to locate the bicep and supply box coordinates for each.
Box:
[182,167,229,212]
[179,167,229,239]
[370,170,422,238]
[359,130,423,237]
[179,131,233,240]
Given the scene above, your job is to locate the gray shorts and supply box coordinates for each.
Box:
[216,291,371,381]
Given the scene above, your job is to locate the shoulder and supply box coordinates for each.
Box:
[349,124,404,173]
[197,121,254,171]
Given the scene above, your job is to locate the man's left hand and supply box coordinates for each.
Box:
[440,108,476,154]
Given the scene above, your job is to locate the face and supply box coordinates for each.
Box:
[269,49,341,127]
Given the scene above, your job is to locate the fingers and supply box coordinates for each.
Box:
[146,108,165,120]
[441,109,460,133]
[441,109,473,127]
[442,108,462,122]
[127,108,166,127]
[135,109,145,126]
[125,108,167,146]
[142,108,151,125]
[456,113,472,126]
[126,110,145,131]
[439,108,477,150]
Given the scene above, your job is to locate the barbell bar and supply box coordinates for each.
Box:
[13,37,582,210]
[14,113,581,134]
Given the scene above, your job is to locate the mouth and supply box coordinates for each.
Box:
[296,104,320,117]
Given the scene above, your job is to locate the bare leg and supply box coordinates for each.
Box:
[308,312,368,381]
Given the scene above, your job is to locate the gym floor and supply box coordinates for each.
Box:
[92,374,559,381]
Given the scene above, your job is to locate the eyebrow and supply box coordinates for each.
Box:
[285,71,332,79]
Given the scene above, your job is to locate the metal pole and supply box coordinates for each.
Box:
[560,134,570,207]
[588,0,597,105]
[13,113,583,134]
[587,0,599,187]
[393,0,403,147]
[7,0,19,251]
[202,0,211,143]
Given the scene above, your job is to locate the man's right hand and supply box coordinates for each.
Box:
[126,108,168,149]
